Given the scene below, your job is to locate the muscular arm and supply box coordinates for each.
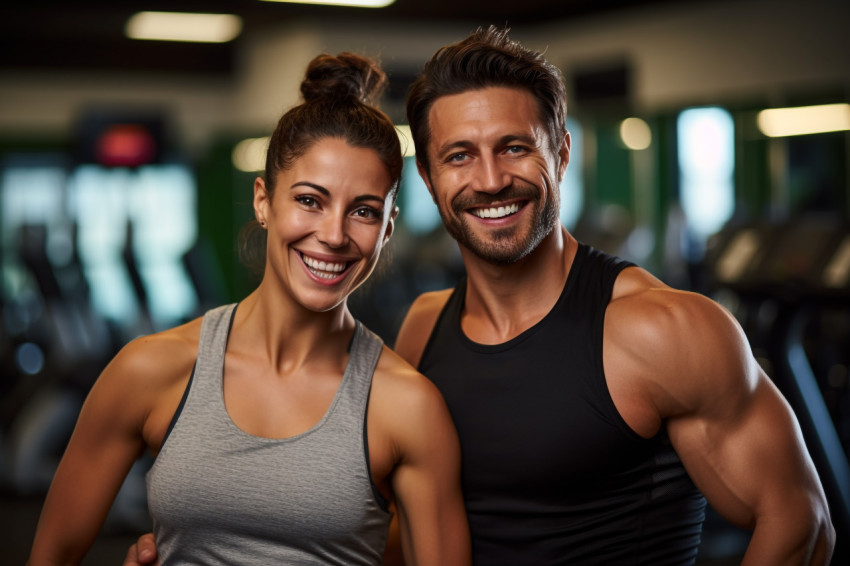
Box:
[375,351,470,566]
[29,329,195,566]
[607,283,834,565]
[384,290,465,566]
[27,342,152,565]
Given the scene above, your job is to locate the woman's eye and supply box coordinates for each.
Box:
[296,195,319,207]
[354,206,382,220]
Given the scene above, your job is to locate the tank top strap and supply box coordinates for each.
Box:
[560,242,635,316]
[189,307,383,437]
[191,303,238,404]
[338,321,384,421]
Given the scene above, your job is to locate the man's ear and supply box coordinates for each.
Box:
[557,130,571,183]
[416,160,437,204]
[253,177,269,227]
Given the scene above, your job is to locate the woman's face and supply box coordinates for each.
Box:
[254,137,397,313]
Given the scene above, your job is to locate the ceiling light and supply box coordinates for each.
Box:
[259,0,396,7]
[232,137,269,173]
[620,117,652,150]
[395,125,416,157]
[757,103,850,137]
[126,12,243,43]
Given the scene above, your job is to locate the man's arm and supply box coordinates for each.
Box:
[608,286,835,565]
[678,368,835,565]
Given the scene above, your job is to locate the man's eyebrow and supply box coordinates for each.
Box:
[435,140,474,157]
[291,182,385,205]
[499,133,538,146]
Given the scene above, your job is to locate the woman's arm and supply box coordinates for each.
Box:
[381,359,470,566]
[27,329,194,566]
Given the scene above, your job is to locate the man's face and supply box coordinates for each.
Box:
[418,86,569,265]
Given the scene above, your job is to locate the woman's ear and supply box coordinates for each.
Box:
[253,177,269,228]
[383,206,399,245]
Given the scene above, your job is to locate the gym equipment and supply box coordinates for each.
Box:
[705,215,850,563]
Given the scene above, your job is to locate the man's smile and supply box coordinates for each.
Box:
[469,202,523,219]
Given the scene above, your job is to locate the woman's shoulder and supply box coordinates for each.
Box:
[107,314,204,387]
[369,344,459,473]
[371,345,448,420]
[76,314,207,453]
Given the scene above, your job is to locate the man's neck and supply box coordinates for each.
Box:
[459,226,578,344]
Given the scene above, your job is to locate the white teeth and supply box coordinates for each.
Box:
[472,203,520,219]
[302,254,347,278]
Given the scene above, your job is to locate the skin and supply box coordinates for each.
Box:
[124,86,835,565]
[27,137,470,566]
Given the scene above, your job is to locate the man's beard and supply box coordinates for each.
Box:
[439,183,559,265]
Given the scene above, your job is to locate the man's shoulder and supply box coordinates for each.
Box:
[411,288,454,314]
[606,272,752,412]
[609,268,732,346]
[611,269,728,326]
[393,288,455,368]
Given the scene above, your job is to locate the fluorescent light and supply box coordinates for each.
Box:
[126,12,243,43]
[259,0,396,7]
[757,103,850,137]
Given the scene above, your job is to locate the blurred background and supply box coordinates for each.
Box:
[1,0,848,563]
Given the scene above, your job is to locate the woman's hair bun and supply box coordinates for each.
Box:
[300,52,388,106]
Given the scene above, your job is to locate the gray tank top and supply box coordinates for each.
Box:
[146,303,392,565]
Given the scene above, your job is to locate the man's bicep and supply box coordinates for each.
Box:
[672,372,826,528]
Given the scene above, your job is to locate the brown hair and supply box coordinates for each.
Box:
[406,25,567,173]
[240,52,403,274]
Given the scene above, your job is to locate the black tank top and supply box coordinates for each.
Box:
[418,243,707,565]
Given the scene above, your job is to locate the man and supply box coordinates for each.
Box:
[126,26,834,565]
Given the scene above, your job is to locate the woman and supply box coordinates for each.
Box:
[26,52,470,565]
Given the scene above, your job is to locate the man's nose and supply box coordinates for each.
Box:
[470,155,510,194]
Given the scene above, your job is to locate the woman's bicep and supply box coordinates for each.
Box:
[389,380,469,566]
[28,348,155,564]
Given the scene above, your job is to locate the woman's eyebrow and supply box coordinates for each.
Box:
[291,181,328,195]
[292,182,385,205]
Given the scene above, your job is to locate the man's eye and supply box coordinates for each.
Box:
[447,153,467,162]
[506,145,526,154]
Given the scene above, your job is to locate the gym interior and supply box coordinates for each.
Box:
[1,0,848,563]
